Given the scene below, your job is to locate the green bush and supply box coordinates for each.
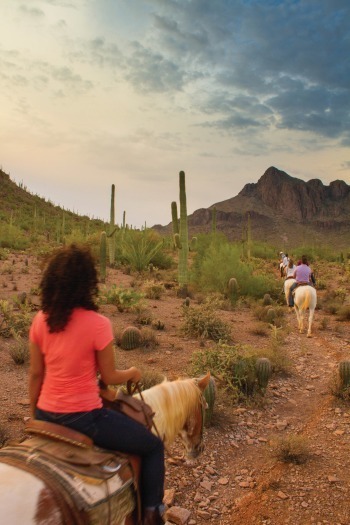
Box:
[100,285,144,312]
[181,300,231,342]
[191,342,270,400]
[121,231,163,272]
[191,239,277,300]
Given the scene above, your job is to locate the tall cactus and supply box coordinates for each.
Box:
[212,206,217,233]
[108,184,116,265]
[247,211,252,261]
[178,171,189,292]
[100,231,107,283]
[171,201,179,249]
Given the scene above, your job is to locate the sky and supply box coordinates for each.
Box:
[1,0,349,228]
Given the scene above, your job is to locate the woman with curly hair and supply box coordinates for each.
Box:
[29,244,165,525]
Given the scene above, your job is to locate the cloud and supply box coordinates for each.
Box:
[19,5,45,18]
[125,41,185,93]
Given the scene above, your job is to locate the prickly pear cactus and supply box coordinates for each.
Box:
[203,376,216,427]
[120,326,142,350]
[255,357,272,390]
[339,360,350,388]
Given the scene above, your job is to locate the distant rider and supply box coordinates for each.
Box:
[288,255,313,307]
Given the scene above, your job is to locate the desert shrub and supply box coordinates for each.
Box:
[316,279,327,290]
[191,342,273,400]
[181,300,231,342]
[100,285,144,312]
[140,327,159,349]
[135,311,154,325]
[253,304,284,326]
[0,300,32,337]
[250,242,277,260]
[330,367,350,402]
[192,240,277,301]
[262,293,273,305]
[148,248,174,270]
[334,288,347,302]
[139,369,165,390]
[0,224,29,250]
[152,319,165,330]
[121,230,163,272]
[337,305,350,321]
[270,434,310,464]
[0,248,10,261]
[9,335,29,364]
[319,317,329,330]
[142,280,165,300]
[250,323,269,337]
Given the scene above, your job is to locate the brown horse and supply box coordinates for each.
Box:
[0,373,210,525]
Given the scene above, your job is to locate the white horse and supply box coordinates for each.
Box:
[293,285,317,337]
[0,373,210,525]
[283,277,296,306]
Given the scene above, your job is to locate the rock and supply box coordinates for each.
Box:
[277,491,289,500]
[200,481,213,491]
[164,488,176,506]
[165,506,191,525]
[218,477,229,485]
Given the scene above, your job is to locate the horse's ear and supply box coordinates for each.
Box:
[197,371,211,391]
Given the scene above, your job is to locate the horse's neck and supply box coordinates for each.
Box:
[140,380,197,444]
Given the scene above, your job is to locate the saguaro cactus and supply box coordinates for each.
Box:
[247,211,252,261]
[178,171,189,292]
[171,201,179,249]
[100,231,107,283]
[108,184,116,265]
[212,206,217,233]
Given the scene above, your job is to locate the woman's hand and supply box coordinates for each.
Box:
[128,366,142,384]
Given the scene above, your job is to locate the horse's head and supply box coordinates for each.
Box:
[179,372,210,459]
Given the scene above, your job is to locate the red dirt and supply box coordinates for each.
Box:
[1,253,350,524]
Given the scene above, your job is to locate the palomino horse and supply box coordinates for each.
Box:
[0,373,210,525]
[292,285,317,337]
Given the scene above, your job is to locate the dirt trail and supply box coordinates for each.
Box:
[0,258,350,524]
[167,311,350,525]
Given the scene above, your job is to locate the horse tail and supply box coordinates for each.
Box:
[299,287,316,310]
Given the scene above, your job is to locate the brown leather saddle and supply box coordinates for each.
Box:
[0,420,140,525]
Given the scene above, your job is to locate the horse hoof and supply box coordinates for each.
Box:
[307,333,312,338]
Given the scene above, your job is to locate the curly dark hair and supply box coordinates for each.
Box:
[40,244,99,333]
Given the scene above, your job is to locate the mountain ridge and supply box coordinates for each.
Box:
[154,166,350,248]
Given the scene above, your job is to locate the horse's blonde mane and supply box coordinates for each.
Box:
[138,378,201,445]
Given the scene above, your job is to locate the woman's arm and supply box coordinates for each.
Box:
[97,341,141,385]
[29,342,45,418]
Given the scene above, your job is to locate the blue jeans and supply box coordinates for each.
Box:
[35,407,164,508]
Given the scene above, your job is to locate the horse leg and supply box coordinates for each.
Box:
[307,308,315,338]
[295,306,303,333]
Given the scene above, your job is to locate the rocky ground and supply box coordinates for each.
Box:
[0,252,350,524]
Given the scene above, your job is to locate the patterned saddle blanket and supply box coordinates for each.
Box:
[0,420,137,525]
